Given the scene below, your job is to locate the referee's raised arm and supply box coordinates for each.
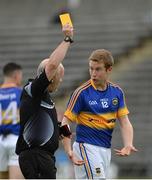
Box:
[45,23,74,81]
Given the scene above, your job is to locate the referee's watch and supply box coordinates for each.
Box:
[64,36,74,43]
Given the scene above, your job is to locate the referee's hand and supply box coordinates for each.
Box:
[68,150,84,166]
[62,23,74,38]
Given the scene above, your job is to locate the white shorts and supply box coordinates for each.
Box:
[0,134,19,171]
[73,142,111,179]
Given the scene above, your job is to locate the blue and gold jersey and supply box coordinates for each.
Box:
[64,80,129,148]
[0,84,22,135]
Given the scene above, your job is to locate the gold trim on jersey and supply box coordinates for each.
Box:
[117,107,129,118]
[64,110,77,122]
[64,107,129,129]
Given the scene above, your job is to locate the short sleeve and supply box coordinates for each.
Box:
[64,91,83,122]
[117,89,129,118]
[24,70,50,98]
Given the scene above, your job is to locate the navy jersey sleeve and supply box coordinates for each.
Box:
[24,70,51,98]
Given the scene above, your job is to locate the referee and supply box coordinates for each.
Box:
[16,24,74,179]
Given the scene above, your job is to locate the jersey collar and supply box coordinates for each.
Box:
[90,79,109,91]
[90,79,97,90]
[0,83,17,88]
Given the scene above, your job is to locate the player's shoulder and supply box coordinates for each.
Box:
[73,80,92,94]
[108,81,124,93]
[13,86,22,90]
[70,80,92,100]
[15,87,23,95]
[9,86,22,94]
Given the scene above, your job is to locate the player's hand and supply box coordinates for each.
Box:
[68,150,84,166]
[62,23,74,38]
[114,145,138,156]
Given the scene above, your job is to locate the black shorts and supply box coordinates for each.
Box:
[19,148,57,179]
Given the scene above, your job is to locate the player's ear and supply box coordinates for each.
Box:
[107,66,112,73]
[109,66,112,71]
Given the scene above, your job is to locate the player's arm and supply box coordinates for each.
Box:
[61,116,72,154]
[114,115,138,156]
[45,24,73,81]
[61,116,84,166]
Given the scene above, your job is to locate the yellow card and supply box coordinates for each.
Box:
[59,13,73,27]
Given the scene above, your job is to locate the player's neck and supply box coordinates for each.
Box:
[96,81,108,91]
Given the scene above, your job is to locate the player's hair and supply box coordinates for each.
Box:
[89,49,114,69]
[3,62,22,77]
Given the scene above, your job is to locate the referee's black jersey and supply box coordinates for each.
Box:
[16,70,59,155]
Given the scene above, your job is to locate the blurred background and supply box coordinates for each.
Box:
[0,0,152,178]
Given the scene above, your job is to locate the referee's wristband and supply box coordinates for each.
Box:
[64,36,74,43]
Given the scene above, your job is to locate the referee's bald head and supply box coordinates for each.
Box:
[37,59,64,77]
[37,59,64,92]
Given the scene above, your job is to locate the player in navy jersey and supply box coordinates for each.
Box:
[62,49,138,179]
[0,62,23,179]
